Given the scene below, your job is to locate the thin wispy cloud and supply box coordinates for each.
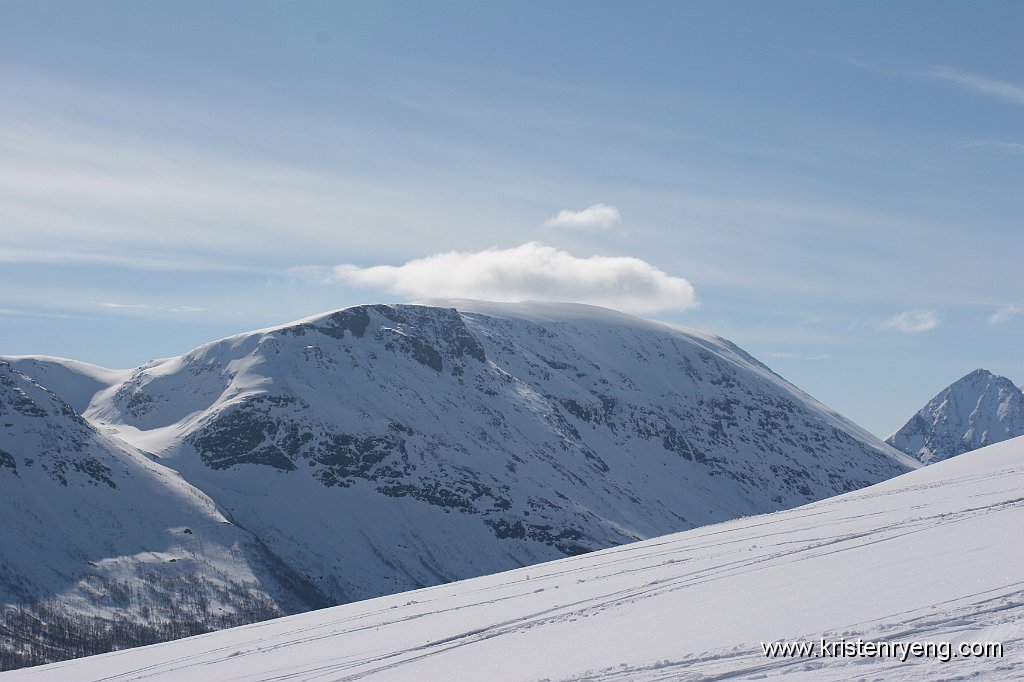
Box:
[0,308,85,320]
[957,138,1024,156]
[0,247,279,275]
[986,303,1024,325]
[93,302,206,313]
[307,242,698,314]
[762,351,834,361]
[544,203,621,230]
[931,67,1024,106]
[878,310,941,334]
[0,78,544,268]
[0,122,425,263]
[840,58,1024,108]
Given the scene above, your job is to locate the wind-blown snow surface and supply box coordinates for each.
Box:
[14,436,1023,681]
[887,369,1024,464]
[8,301,914,611]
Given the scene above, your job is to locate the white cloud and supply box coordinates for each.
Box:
[986,304,1024,325]
[544,203,622,230]
[317,242,698,314]
[878,310,941,333]
[932,67,1024,106]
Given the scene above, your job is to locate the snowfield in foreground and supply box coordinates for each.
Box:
[11,436,1023,681]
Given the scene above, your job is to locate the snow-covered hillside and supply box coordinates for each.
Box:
[3,301,917,667]
[887,368,1024,464]
[4,356,127,414]
[0,361,330,668]
[14,435,1022,681]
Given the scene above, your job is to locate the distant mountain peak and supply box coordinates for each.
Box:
[887,369,1024,464]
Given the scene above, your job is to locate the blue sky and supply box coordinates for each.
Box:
[1,1,1021,437]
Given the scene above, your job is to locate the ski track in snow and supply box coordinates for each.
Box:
[10,438,1023,681]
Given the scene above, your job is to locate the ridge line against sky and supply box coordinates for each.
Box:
[0,1,1020,437]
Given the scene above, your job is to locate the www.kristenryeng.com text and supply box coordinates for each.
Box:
[761,638,1003,663]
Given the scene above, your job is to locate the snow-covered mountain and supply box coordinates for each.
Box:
[82,301,915,598]
[886,368,1024,464]
[13,436,1021,681]
[0,360,331,668]
[3,301,916,667]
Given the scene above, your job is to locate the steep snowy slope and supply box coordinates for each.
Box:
[0,361,330,669]
[16,436,1022,681]
[887,368,1024,464]
[20,301,916,608]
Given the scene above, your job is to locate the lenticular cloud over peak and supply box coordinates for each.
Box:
[323,242,698,314]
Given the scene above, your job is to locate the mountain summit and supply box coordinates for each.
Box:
[886,368,1024,464]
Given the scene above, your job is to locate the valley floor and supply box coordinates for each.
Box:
[8,437,1023,680]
